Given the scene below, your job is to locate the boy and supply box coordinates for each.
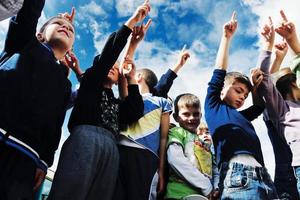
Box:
[165,94,219,200]
[256,12,300,197]
[204,12,277,199]
[48,1,149,200]
[117,67,172,200]
[259,39,299,199]
[0,0,75,198]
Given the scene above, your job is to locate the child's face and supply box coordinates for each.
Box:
[197,126,212,146]
[42,18,75,53]
[107,62,120,84]
[221,81,249,109]
[175,105,201,133]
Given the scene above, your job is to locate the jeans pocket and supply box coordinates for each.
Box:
[224,170,249,190]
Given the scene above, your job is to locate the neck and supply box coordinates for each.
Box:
[138,84,150,94]
[51,46,67,60]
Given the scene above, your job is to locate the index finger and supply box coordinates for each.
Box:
[268,16,273,27]
[231,11,237,22]
[69,7,75,22]
[181,44,187,52]
[144,19,152,31]
[280,10,288,22]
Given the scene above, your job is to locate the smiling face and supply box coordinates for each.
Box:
[175,105,201,133]
[38,17,75,53]
[221,81,250,109]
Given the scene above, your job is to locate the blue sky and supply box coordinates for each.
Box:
[1,0,299,177]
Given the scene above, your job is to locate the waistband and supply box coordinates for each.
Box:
[221,162,269,181]
[0,128,48,172]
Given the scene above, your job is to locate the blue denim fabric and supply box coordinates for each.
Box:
[294,166,300,198]
[219,162,278,200]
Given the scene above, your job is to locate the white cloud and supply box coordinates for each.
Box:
[78,1,107,18]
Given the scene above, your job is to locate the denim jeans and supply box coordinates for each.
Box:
[294,166,300,198]
[219,162,278,200]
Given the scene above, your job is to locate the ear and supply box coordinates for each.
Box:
[36,32,45,43]
[136,73,143,83]
[173,113,179,122]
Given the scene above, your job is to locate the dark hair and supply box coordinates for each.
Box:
[174,93,200,117]
[39,16,74,33]
[137,68,158,94]
[224,72,253,92]
[276,73,296,99]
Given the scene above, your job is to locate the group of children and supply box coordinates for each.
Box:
[1,0,300,200]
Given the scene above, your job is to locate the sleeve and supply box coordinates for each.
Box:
[82,25,132,89]
[153,69,177,98]
[119,84,144,125]
[167,143,213,196]
[0,0,23,21]
[290,53,300,88]
[205,69,226,110]
[257,51,289,127]
[161,98,172,114]
[3,0,45,54]
[239,105,264,121]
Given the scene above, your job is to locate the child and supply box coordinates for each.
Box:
[48,1,150,200]
[256,12,300,198]
[116,66,172,200]
[204,12,278,199]
[259,39,299,199]
[165,94,219,200]
[274,10,300,88]
[0,0,75,198]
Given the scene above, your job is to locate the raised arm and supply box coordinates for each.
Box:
[275,10,300,55]
[86,0,150,88]
[154,46,190,98]
[270,42,288,74]
[3,0,45,54]
[257,17,288,124]
[215,11,237,70]
[118,19,152,99]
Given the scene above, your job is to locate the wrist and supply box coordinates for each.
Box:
[126,76,137,84]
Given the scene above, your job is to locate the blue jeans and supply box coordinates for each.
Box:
[219,162,278,200]
[294,166,300,198]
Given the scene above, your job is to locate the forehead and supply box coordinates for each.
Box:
[232,81,250,93]
[49,17,74,29]
[178,104,200,113]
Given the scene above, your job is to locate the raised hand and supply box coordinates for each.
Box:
[61,50,83,77]
[60,7,75,23]
[275,10,296,40]
[251,68,264,89]
[261,16,275,51]
[274,42,288,60]
[126,0,151,30]
[223,11,238,39]
[177,45,190,67]
[130,19,152,45]
[120,56,136,83]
